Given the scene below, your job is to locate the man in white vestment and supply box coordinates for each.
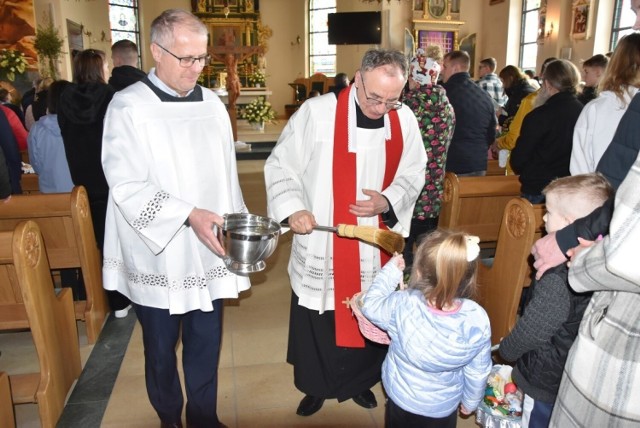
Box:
[101,9,248,428]
[265,49,426,417]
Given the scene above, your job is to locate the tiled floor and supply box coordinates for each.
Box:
[2,157,480,427]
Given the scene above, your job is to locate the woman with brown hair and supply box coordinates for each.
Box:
[57,48,131,317]
[498,64,537,125]
[570,33,640,174]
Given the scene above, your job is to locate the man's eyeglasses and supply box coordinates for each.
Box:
[156,44,210,68]
[359,76,403,110]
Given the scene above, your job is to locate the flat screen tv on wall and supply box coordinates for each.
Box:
[328,12,382,45]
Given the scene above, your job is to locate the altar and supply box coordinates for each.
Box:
[213,87,272,106]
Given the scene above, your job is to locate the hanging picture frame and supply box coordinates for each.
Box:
[571,0,594,40]
[427,0,448,19]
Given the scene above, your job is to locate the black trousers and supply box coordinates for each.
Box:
[386,397,457,428]
[134,300,223,428]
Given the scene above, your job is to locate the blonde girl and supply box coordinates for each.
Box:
[361,229,492,428]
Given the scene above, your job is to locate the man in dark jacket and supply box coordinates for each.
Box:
[441,50,496,176]
[109,39,146,91]
[510,59,583,203]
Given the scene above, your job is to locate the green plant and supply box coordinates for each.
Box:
[239,96,277,124]
[0,49,28,82]
[34,16,64,79]
[247,70,266,87]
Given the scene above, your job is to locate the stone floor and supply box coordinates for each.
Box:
[1,156,482,428]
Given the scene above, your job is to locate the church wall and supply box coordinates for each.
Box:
[31,0,616,120]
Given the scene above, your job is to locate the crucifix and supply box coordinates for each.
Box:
[209,44,263,141]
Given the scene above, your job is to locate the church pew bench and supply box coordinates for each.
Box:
[20,173,39,195]
[477,197,537,346]
[0,221,81,428]
[439,172,522,245]
[0,372,15,428]
[0,186,108,344]
[486,159,507,176]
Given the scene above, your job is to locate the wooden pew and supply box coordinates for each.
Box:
[521,203,547,288]
[439,172,522,244]
[0,186,108,343]
[20,173,39,195]
[486,159,507,176]
[477,198,537,346]
[0,372,15,428]
[0,221,81,428]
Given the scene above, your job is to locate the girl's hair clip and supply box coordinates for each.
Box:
[466,235,481,262]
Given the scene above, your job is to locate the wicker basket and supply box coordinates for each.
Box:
[350,292,391,345]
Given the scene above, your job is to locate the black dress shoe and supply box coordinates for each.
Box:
[296,395,325,416]
[352,389,377,408]
[160,422,183,428]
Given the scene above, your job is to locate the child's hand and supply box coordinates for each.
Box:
[459,404,472,416]
[390,253,405,271]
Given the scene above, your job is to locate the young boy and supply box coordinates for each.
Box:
[498,173,614,428]
[578,54,608,105]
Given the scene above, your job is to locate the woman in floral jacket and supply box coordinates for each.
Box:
[402,48,455,268]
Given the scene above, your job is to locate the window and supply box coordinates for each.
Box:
[109,0,141,63]
[611,0,637,50]
[520,0,541,73]
[309,0,336,76]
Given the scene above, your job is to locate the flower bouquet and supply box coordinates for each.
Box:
[247,70,266,87]
[0,49,28,82]
[239,96,277,127]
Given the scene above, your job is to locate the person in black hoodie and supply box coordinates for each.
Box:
[511,60,584,204]
[57,48,131,317]
[109,39,146,91]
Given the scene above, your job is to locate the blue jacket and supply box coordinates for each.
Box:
[27,114,74,193]
[361,262,492,418]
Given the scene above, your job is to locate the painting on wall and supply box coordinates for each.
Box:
[571,0,594,39]
[427,0,448,19]
[0,0,37,69]
[459,33,476,78]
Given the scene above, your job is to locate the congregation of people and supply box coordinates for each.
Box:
[2,5,640,428]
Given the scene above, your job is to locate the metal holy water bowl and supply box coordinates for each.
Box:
[216,213,281,275]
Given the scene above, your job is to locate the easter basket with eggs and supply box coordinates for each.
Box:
[476,364,523,428]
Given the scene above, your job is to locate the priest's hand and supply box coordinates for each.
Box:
[350,189,388,217]
[288,210,316,234]
[188,208,226,256]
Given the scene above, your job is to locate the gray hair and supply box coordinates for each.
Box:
[543,59,581,94]
[360,49,409,80]
[150,9,208,48]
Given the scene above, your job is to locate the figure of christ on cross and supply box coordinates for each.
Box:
[209,45,263,141]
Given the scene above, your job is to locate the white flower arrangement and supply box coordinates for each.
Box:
[240,96,277,125]
[247,70,266,87]
[0,49,28,82]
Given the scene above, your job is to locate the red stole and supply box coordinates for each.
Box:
[332,86,403,348]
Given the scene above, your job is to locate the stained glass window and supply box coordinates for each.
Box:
[109,0,141,65]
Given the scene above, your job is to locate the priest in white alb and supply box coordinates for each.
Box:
[265,49,426,417]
